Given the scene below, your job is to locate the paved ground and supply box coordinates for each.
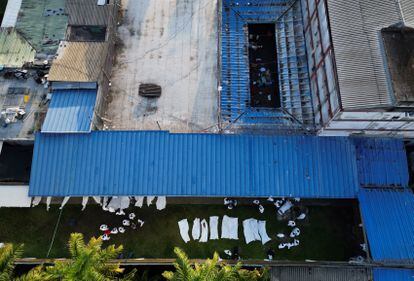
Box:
[105,0,219,132]
[0,75,46,139]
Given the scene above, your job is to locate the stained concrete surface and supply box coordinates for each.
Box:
[105,0,218,132]
[0,75,46,139]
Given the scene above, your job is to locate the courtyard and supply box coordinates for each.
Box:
[0,200,365,261]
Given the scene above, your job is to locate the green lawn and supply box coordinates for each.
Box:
[0,202,364,261]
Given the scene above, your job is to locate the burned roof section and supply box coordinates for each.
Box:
[66,0,115,26]
[15,0,68,56]
[382,24,414,104]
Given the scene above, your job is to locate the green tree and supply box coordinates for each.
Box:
[43,233,135,281]
[162,247,269,281]
[0,243,23,281]
[0,243,45,281]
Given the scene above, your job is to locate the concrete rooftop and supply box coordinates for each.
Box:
[0,74,47,140]
[105,0,219,133]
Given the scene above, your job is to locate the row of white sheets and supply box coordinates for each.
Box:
[243,219,271,245]
[134,196,167,210]
[178,215,238,243]
[178,216,272,245]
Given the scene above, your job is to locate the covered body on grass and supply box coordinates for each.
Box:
[0,202,365,261]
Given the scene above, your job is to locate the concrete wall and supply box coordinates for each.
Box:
[93,0,119,130]
[319,111,414,138]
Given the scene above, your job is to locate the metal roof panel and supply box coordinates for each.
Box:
[373,268,414,281]
[354,137,409,188]
[359,189,414,263]
[48,41,108,82]
[29,133,362,197]
[41,89,97,133]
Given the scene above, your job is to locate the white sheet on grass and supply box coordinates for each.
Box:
[32,196,42,207]
[221,215,238,240]
[147,196,155,206]
[59,196,70,209]
[200,219,209,243]
[192,218,201,240]
[120,197,130,210]
[134,196,144,208]
[102,197,109,210]
[46,196,52,211]
[107,197,121,210]
[258,220,271,245]
[81,196,88,211]
[156,196,166,210]
[178,219,190,243]
[209,216,219,240]
[243,219,261,244]
[92,196,101,205]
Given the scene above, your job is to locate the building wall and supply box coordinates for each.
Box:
[301,0,340,126]
[319,111,414,138]
[303,0,414,137]
[92,0,118,130]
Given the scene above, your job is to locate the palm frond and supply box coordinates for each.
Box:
[68,233,86,259]
[0,243,24,281]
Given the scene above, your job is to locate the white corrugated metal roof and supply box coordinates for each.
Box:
[1,0,23,28]
[400,0,414,26]
[327,0,403,109]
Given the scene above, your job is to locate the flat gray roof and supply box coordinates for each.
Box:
[104,0,219,133]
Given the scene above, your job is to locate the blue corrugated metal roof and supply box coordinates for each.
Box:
[42,89,97,133]
[373,268,414,281]
[29,132,361,197]
[359,189,414,264]
[354,138,409,188]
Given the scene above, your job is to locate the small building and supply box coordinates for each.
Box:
[303,0,414,137]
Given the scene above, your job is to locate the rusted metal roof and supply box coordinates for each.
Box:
[66,0,115,26]
[48,41,108,82]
